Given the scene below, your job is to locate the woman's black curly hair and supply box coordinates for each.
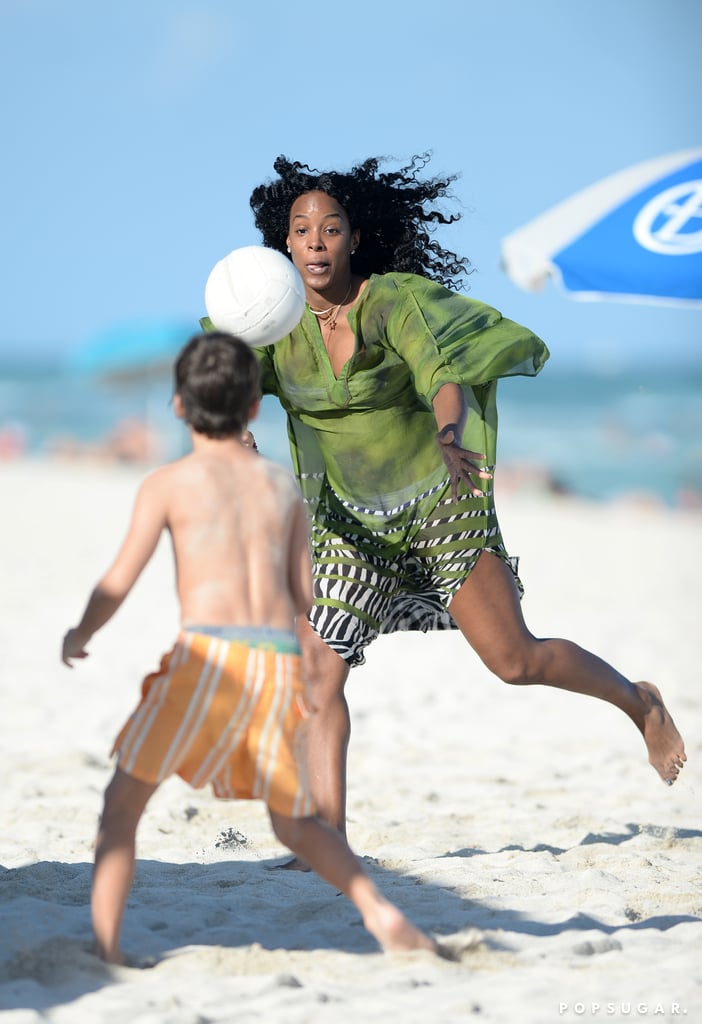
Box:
[249,153,472,291]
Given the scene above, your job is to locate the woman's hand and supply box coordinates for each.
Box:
[436,424,492,500]
[241,429,259,452]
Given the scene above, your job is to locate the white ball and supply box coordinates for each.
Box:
[204,245,306,346]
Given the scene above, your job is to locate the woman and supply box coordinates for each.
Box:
[229,154,685,860]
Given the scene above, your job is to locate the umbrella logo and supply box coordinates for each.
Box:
[633,181,702,256]
[501,148,702,306]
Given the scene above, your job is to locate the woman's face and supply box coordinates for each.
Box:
[286,190,360,297]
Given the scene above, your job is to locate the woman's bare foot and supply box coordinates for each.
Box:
[635,682,686,784]
[363,899,438,954]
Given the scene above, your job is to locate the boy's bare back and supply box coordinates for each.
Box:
[88,436,313,643]
[167,443,311,629]
[158,442,311,630]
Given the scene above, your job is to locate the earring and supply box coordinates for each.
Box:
[351,249,356,255]
[286,246,291,253]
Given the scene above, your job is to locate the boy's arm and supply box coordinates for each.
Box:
[62,471,169,666]
[287,496,314,618]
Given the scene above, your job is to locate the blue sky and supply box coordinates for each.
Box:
[1,0,700,370]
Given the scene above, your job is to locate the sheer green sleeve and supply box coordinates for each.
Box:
[382,276,549,404]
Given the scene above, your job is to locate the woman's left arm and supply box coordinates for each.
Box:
[432,383,492,500]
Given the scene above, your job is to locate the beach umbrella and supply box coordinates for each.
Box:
[69,317,193,382]
[67,317,194,460]
[500,148,702,308]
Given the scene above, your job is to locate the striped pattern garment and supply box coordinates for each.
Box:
[112,630,315,818]
[308,477,522,667]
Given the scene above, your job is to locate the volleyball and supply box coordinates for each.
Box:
[204,245,306,346]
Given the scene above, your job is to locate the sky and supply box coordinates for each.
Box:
[1,0,700,371]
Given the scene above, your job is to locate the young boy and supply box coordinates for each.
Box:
[62,332,437,965]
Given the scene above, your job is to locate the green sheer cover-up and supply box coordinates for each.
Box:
[200,272,548,649]
[232,273,549,525]
[202,272,548,525]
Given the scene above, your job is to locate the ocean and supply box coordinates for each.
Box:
[1,361,701,507]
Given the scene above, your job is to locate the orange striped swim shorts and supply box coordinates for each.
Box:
[112,628,315,818]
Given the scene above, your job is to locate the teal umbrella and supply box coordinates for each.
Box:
[67,317,194,460]
[70,317,193,381]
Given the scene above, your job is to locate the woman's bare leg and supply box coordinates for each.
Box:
[270,811,437,953]
[92,768,157,963]
[449,551,686,784]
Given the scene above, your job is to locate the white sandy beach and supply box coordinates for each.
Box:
[1,458,700,1024]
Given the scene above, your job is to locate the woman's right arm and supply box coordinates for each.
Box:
[432,383,492,499]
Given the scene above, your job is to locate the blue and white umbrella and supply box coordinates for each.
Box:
[501,148,702,308]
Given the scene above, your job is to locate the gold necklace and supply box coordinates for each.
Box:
[309,282,353,332]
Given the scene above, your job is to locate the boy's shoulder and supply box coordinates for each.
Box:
[134,454,201,504]
[151,449,300,494]
[254,455,304,501]
[258,455,297,483]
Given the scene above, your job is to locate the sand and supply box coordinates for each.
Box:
[1,458,700,1023]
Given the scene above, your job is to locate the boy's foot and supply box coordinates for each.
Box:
[273,856,311,872]
[92,943,157,968]
[635,681,686,785]
[364,900,438,954]
[92,941,125,966]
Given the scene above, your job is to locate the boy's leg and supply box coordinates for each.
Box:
[269,810,437,954]
[92,767,157,963]
[275,619,351,871]
[297,617,351,834]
